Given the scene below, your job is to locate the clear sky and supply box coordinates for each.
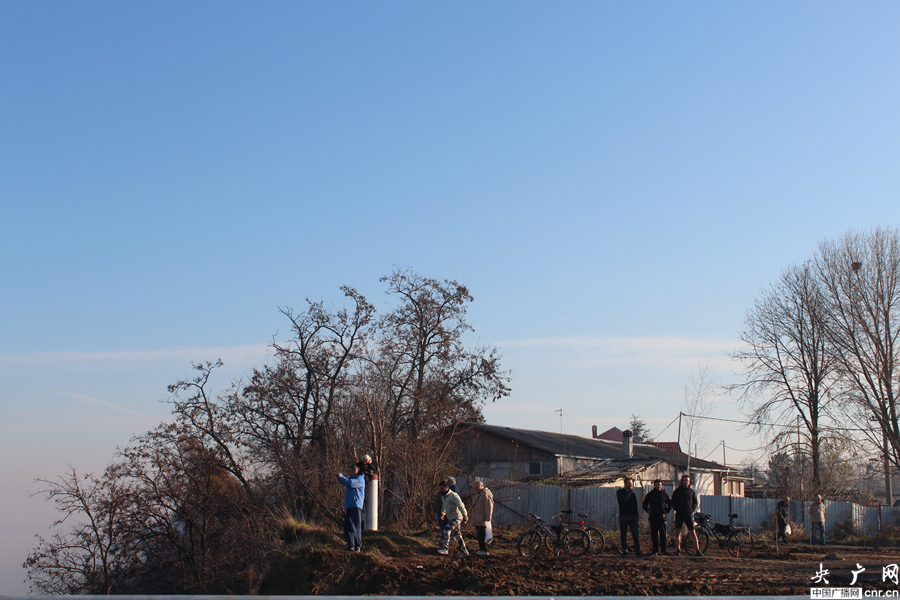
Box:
[2,1,899,593]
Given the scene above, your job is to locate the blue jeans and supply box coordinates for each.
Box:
[811,521,825,545]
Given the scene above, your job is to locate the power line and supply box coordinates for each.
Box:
[680,412,870,433]
[653,413,681,441]
[701,442,722,461]
[724,442,769,453]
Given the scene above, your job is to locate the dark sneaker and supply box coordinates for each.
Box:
[674,549,681,556]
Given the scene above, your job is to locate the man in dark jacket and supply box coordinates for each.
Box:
[670,474,701,556]
[616,477,642,556]
[776,496,791,543]
[642,479,671,555]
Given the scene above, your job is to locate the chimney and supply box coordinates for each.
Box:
[623,429,633,458]
[592,425,597,438]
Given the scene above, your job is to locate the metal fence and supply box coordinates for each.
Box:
[463,476,900,537]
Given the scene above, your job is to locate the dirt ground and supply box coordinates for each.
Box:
[261,529,900,596]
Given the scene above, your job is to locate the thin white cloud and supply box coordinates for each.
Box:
[484,404,560,414]
[59,392,141,415]
[0,344,273,368]
[499,335,737,371]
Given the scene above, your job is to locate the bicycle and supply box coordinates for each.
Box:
[517,512,590,557]
[558,509,606,554]
[691,512,754,558]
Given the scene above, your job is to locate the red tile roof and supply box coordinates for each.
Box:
[648,441,683,454]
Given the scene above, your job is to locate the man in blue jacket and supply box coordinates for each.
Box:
[337,465,366,551]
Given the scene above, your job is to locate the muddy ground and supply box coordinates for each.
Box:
[260,529,900,595]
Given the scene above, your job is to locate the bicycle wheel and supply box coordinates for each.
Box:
[587,527,606,554]
[686,530,709,555]
[517,529,544,557]
[564,529,590,557]
[725,530,754,558]
[543,531,558,554]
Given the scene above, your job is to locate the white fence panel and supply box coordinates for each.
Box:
[568,486,628,530]
[697,495,775,533]
[466,476,897,538]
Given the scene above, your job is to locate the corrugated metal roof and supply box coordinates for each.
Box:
[561,458,664,485]
[744,483,879,506]
[469,422,729,472]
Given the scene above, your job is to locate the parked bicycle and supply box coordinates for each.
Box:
[691,512,754,558]
[517,512,590,557]
[558,510,606,554]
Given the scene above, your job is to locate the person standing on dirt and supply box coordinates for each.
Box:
[469,480,494,555]
[616,477,642,556]
[437,480,469,557]
[337,465,366,552]
[671,474,701,556]
[776,496,791,543]
[642,479,671,555]
[809,494,826,545]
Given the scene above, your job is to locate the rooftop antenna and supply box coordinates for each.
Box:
[555,408,563,433]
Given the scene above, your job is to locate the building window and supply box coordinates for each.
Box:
[529,461,543,476]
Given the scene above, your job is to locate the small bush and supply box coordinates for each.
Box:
[871,533,900,547]
[832,516,854,541]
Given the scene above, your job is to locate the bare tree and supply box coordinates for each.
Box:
[730,261,840,489]
[816,227,900,473]
[378,268,510,439]
[681,363,715,472]
[24,467,130,594]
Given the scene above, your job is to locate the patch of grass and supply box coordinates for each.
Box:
[364,533,397,553]
[279,516,338,547]
[365,529,426,547]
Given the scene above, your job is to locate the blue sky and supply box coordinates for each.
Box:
[2,1,899,593]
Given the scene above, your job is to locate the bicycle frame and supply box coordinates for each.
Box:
[517,512,590,558]
[693,512,754,558]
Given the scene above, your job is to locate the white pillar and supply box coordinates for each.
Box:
[364,474,379,531]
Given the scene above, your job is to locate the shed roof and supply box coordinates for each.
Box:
[467,422,728,472]
[561,458,664,485]
[744,483,879,506]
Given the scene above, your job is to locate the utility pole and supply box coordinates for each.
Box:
[677,411,684,478]
[556,408,563,434]
[885,431,893,507]
[797,416,803,498]
[677,412,683,452]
